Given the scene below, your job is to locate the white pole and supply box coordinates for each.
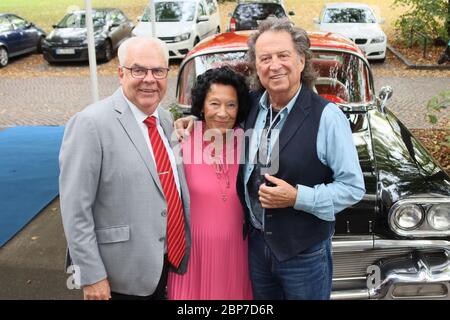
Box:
[85,0,99,102]
[150,0,156,37]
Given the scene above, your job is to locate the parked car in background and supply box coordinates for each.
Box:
[132,0,220,59]
[0,13,46,67]
[174,30,450,299]
[42,8,133,63]
[313,2,387,62]
[228,0,294,31]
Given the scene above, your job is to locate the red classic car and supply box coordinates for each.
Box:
[174,30,450,300]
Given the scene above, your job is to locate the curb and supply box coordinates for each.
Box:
[387,44,450,70]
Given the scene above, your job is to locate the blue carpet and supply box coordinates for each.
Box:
[0,126,64,247]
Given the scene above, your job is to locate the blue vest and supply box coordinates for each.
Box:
[237,85,334,262]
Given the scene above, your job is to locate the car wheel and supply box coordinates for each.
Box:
[0,47,8,67]
[104,40,113,62]
[37,36,45,53]
[193,37,200,46]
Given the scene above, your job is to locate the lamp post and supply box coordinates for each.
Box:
[85,0,99,102]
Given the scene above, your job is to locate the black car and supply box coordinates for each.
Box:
[228,0,294,32]
[0,13,46,67]
[42,8,133,63]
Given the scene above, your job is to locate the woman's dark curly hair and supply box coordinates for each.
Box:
[191,66,250,125]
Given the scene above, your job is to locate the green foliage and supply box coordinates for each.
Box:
[169,104,184,121]
[426,90,450,148]
[393,0,448,45]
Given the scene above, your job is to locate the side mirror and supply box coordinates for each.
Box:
[137,16,142,22]
[288,11,295,16]
[52,24,58,28]
[378,86,393,113]
[197,15,209,23]
[227,12,232,17]
[313,17,320,24]
[378,17,385,24]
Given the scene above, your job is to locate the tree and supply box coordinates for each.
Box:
[393,0,449,45]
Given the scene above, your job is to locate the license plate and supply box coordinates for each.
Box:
[56,48,75,55]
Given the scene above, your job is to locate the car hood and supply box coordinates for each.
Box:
[48,26,104,41]
[318,23,385,39]
[367,107,450,237]
[133,21,193,37]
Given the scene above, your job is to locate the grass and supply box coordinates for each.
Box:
[0,0,149,32]
[1,0,408,36]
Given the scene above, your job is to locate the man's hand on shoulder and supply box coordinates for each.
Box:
[83,278,111,300]
[174,115,196,141]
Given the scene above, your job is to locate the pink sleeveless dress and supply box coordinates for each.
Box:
[167,123,253,300]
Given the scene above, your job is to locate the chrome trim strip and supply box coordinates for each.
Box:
[332,238,450,252]
[334,277,367,282]
[332,240,373,252]
[331,289,369,300]
[374,239,450,249]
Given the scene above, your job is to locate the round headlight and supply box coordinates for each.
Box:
[394,204,424,230]
[427,204,450,231]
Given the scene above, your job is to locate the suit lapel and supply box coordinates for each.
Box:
[112,90,164,195]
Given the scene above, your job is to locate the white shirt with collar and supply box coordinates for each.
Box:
[121,88,181,194]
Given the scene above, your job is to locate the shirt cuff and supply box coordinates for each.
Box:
[294,184,335,222]
[294,184,315,212]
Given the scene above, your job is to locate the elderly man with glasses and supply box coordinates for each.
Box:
[59,36,191,300]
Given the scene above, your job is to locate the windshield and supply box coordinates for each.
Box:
[141,2,196,22]
[323,8,376,23]
[56,11,107,28]
[178,51,249,105]
[178,50,372,105]
[234,4,286,20]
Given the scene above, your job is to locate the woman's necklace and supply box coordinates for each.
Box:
[212,156,230,202]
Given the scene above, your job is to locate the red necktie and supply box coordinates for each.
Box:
[144,116,186,268]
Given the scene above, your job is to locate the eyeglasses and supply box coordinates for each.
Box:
[121,66,170,80]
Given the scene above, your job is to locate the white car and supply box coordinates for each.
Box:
[132,0,221,59]
[313,2,387,61]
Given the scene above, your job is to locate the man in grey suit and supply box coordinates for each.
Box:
[59,36,190,300]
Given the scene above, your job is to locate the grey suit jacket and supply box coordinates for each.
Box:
[59,88,191,296]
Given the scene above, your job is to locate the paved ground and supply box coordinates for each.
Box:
[0,61,448,300]
[0,76,177,127]
[0,73,448,129]
[0,199,82,299]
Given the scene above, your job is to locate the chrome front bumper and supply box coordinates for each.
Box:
[331,238,450,299]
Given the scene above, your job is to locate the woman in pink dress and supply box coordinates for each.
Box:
[167,66,252,299]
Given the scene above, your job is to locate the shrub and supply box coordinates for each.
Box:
[393,0,449,46]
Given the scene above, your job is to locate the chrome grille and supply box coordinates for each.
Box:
[333,247,413,279]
